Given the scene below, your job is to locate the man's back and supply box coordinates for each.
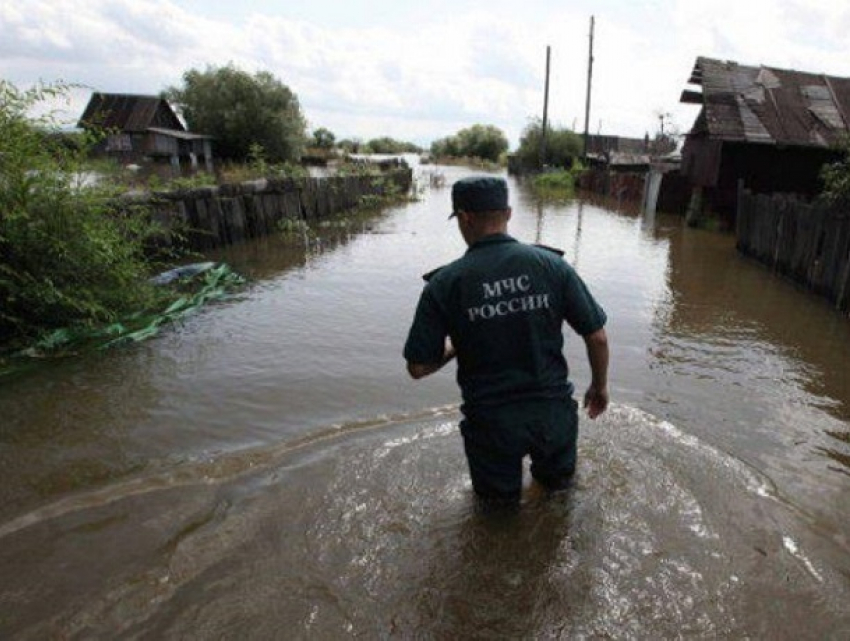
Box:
[407,233,606,412]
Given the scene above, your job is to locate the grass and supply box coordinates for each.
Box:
[529,167,584,201]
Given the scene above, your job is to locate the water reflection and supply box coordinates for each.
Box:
[0,169,848,638]
[652,217,850,468]
[416,496,577,637]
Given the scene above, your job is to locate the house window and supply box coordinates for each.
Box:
[106,134,132,151]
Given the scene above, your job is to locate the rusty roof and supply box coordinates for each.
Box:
[681,56,850,148]
[78,92,184,133]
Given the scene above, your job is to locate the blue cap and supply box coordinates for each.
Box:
[449,176,509,219]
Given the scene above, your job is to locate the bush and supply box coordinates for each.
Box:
[363,137,421,154]
[515,119,582,170]
[530,163,585,200]
[312,127,336,149]
[0,81,166,344]
[430,124,509,163]
[164,64,308,163]
[819,137,850,205]
[217,144,308,183]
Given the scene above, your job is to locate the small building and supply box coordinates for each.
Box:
[78,92,213,173]
[680,56,850,219]
[584,134,676,170]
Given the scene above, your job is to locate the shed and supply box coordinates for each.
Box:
[680,57,850,218]
[78,92,213,172]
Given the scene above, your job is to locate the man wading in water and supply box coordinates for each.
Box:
[404,176,609,506]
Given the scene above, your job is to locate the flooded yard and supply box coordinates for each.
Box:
[1,165,849,638]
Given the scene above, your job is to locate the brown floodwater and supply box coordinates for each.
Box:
[1,162,849,638]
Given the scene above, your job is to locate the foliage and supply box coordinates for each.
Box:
[0,80,169,345]
[363,137,421,154]
[337,138,364,153]
[515,119,583,170]
[1,263,244,376]
[430,135,460,158]
[427,155,502,172]
[430,124,509,163]
[216,144,308,183]
[819,137,850,204]
[312,127,336,149]
[146,171,217,192]
[164,64,308,163]
[335,162,382,178]
[277,216,311,237]
[530,164,585,201]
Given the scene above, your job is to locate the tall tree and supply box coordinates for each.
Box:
[456,124,509,162]
[165,64,307,162]
[515,119,582,169]
[312,127,336,149]
[429,124,508,162]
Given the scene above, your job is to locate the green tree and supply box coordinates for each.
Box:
[430,135,460,158]
[312,127,335,149]
[164,64,307,162]
[430,124,508,162]
[456,124,509,162]
[365,137,421,154]
[0,81,163,343]
[337,138,363,153]
[820,137,850,204]
[515,119,582,170]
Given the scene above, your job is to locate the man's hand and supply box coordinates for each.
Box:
[583,384,609,419]
[581,328,609,419]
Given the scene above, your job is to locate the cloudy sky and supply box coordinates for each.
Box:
[3,0,850,148]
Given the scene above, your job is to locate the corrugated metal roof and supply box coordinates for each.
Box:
[681,57,850,148]
[78,93,184,133]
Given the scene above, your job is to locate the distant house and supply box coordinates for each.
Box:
[77,92,213,172]
[584,134,677,172]
[680,56,850,217]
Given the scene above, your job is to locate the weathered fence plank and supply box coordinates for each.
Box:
[737,189,850,314]
[137,169,412,251]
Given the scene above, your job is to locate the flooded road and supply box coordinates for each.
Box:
[1,164,849,638]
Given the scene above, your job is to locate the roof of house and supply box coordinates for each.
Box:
[78,92,184,133]
[586,151,652,168]
[681,56,850,148]
[586,134,649,155]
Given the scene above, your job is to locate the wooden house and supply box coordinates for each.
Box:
[680,57,850,219]
[78,92,213,172]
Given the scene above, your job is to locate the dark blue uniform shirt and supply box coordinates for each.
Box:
[404,233,606,413]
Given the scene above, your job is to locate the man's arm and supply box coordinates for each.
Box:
[407,340,456,380]
[582,328,609,419]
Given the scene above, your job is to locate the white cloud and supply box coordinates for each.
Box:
[3,0,850,145]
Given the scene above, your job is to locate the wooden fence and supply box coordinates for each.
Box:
[577,168,646,203]
[132,169,412,251]
[737,188,850,313]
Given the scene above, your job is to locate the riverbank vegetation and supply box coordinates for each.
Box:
[0,82,255,374]
[164,64,308,163]
[334,137,421,155]
[514,119,583,170]
[819,137,850,205]
[0,81,175,347]
[529,162,586,200]
[430,124,509,165]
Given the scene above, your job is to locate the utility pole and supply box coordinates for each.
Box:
[539,45,551,170]
[582,16,595,160]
